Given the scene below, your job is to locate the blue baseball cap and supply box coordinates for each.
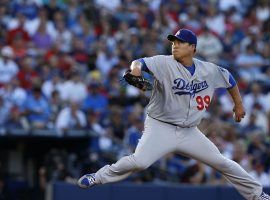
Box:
[167,29,197,46]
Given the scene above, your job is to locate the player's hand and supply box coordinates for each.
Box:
[233,104,246,122]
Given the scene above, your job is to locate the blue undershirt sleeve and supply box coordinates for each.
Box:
[137,58,151,74]
[227,73,237,89]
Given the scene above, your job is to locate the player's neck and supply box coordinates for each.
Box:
[176,57,193,67]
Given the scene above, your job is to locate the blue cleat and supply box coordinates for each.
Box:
[77,173,96,189]
[260,192,270,200]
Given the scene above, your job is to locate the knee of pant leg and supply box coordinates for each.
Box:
[214,156,233,171]
[131,155,151,171]
[135,161,150,171]
[219,156,234,171]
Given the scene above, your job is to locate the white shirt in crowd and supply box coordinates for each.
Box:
[8,17,57,38]
[55,107,87,131]
[250,171,270,187]
[94,0,121,11]
[41,79,63,99]
[197,33,223,63]
[58,80,87,102]
[96,51,119,78]
[0,59,19,84]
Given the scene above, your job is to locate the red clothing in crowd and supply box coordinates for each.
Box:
[17,70,39,90]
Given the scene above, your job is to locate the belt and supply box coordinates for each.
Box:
[148,115,192,128]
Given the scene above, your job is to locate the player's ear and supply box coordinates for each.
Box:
[190,44,196,53]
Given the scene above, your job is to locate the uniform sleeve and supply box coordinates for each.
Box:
[137,55,166,81]
[213,66,236,89]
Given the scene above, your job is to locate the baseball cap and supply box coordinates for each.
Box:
[167,29,197,46]
[1,46,14,58]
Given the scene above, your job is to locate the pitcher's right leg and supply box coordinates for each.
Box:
[78,116,178,188]
[175,127,265,200]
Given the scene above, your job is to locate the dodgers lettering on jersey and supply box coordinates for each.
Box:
[141,55,233,127]
[172,78,209,97]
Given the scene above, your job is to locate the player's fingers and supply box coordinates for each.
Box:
[234,111,245,122]
[238,112,245,120]
[235,114,241,122]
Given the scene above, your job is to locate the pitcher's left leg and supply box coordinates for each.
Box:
[176,127,264,200]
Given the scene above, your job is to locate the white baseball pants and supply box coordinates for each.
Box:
[95,116,262,200]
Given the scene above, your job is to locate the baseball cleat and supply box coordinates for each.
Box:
[260,192,270,200]
[77,173,96,188]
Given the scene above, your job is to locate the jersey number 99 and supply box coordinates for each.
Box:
[196,95,210,111]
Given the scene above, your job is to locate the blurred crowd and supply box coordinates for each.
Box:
[0,0,270,198]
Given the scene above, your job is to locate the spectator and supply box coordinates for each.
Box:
[255,0,270,22]
[17,56,39,90]
[236,44,265,82]
[66,0,83,29]
[86,110,113,153]
[181,161,207,184]
[5,106,29,130]
[76,21,96,52]
[23,86,51,129]
[95,0,121,12]
[41,73,62,99]
[51,162,74,183]
[232,140,252,171]
[162,154,187,182]
[0,5,11,28]
[243,83,269,113]
[0,46,19,86]
[250,160,270,187]
[43,0,62,21]
[0,78,27,108]
[48,90,62,128]
[82,82,108,114]
[32,20,53,51]
[24,7,56,37]
[55,101,87,135]
[196,26,223,63]
[96,48,119,78]
[219,0,241,12]
[0,96,11,129]
[71,37,89,64]
[205,5,226,36]
[108,107,125,140]
[53,20,73,53]
[6,12,30,46]
[247,133,266,160]
[123,118,143,152]
[58,72,88,102]
[242,112,265,136]
[11,0,39,20]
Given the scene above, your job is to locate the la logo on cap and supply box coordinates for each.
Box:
[176,30,181,36]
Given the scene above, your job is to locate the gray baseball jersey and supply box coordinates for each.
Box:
[142,55,232,127]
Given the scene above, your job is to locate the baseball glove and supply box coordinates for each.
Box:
[123,70,153,91]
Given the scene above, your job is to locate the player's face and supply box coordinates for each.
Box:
[171,40,195,60]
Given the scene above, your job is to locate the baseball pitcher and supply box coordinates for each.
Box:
[78,29,270,200]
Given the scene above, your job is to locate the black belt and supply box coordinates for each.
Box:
[148,115,191,128]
